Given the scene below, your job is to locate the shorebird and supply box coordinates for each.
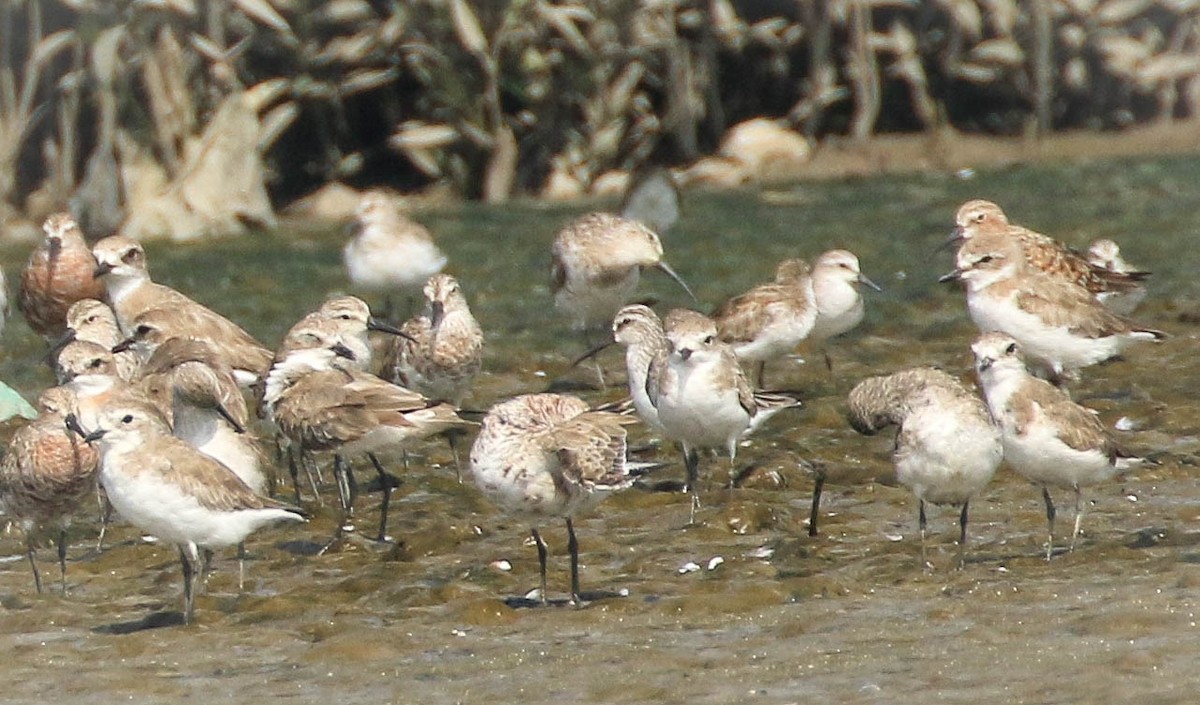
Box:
[263,336,470,543]
[806,249,880,369]
[847,367,1002,569]
[344,190,447,317]
[92,236,273,386]
[948,199,1148,312]
[81,399,304,624]
[382,274,483,406]
[50,339,119,384]
[1086,239,1148,315]
[652,309,802,522]
[18,212,106,339]
[610,304,669,434]
[0,387,99,593]
[469,393,646,605]
[54,299,140,381]
[944,228,1165,381]
[139,338,263,492]
[619,167,681,237]
[713,258,816,387]
[551,212,695,334]
[971,332,1144,559]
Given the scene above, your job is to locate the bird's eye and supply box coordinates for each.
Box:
[121,414,133,424]
[1004,343,1017,355]
[977,255,994,265]
[86,315,97,324]
[121,248,140,263]
[974,213,985,222]
[88,359,101,369]
[703,335,715,345]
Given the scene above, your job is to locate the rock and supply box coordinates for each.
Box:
[285,182,364,221]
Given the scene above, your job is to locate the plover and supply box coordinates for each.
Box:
[971,332,1144,559]
[945,229,1165,381]
[344,190,447,316]
[50,339,119,385]
[0,387,99,593]
[81,399,304,624]
[652,309,802,521]
[949,199,1148,310]
[1086,238,1148,315]
[92,236,273,386]
[263,337,470,542]
[551,212,695,333]
[807,249,880,368]
[18,212,106,339]
[848,367,1002,569]
[469,392,646,605]
[713,258,816,387]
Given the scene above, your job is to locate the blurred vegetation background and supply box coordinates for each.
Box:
[1,0,1198,238]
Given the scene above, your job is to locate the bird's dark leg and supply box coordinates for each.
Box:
[919,499,929,571]
[531,527,549,606]
[179,544,200,625]
[566,517,582,606]
[683,446,701,525]
[808,464,827,537]
[1042,486,1056,561]
[368,452,392,542]
[957,501,970,570]
[26,534,42,594]
[56,529,68,594]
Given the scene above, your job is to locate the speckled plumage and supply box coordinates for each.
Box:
[469,392,643,604]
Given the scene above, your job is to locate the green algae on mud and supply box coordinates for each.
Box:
[0,154,1197,703]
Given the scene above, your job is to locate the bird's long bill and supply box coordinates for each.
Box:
[111,336,136,354]
[367,316,416,343]
[938,269,964,284]
[570,339,615,368]
[429,301,445,330]
[215,404,247,434]
[47,328,77,359]
[93,261,113,278]
[63,413,90,440]
[857,273,883,292]
[935,226,965,253]
[655,260,697,302]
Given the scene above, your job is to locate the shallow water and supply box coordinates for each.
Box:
[0,155,1199,703]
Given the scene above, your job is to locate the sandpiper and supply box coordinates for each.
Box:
[263,336,470,542]
[611,304,669,434]
[551,212,695,334]
[848,367,1002,569]
[713,258,816,387]
[652,309,802,521]
[945,229,1165,381]
[382,273,483,406]
[0,387,99,593]
[469,393,646,605]
[18,212,107,339]
[81,399,304,624]
[113,307,273,389]
[92,236,273,386]
[1086,238,1148,315]
[50,339,119,384]
[971,332,1144,559]
[344,190,447,317]
[807,249,880,368]
[948,199,1148,310]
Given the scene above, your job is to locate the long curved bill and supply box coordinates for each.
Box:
[656,260,697,302]
[571,339,616,368]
